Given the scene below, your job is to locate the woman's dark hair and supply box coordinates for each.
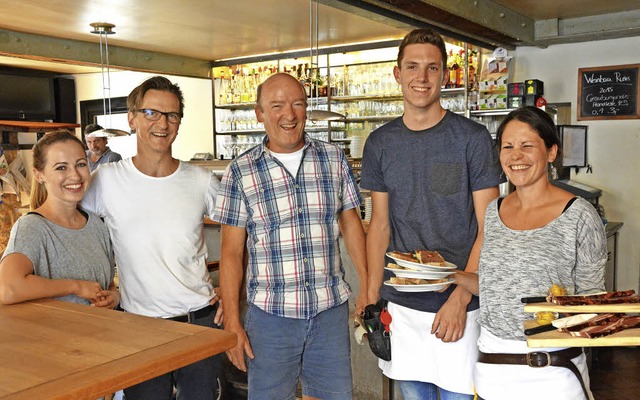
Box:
[30,130,86,210]
[495,106,560,151]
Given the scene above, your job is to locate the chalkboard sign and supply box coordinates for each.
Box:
[578,64,639,120]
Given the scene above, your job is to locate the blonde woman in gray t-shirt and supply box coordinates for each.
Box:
[0,130,117,308]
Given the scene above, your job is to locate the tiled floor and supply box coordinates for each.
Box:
[589,346,640,400]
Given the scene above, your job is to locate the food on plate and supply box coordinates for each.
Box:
[388,251,417,262]
[415,250,446,266]
[386,263,409,270]
[388,249,447,266]
[389,277,449,285]
[548,290,639,305]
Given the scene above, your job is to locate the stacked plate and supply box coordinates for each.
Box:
[384,252,457,292]
[350,136,365,158]
[363,197,373,222]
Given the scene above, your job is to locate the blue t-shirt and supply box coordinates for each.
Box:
[360,111,504,312]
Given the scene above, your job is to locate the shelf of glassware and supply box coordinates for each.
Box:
[329,87,466,123]
[215,125,335,160]
[468,108,517,139]
[214,97,340,134]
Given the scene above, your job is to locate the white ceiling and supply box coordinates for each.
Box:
[0,0,639,75]
[0,0,407,74]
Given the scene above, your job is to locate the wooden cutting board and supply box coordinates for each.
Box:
[524,320,640,347]
[524,302,640,313]
[523,302,640,347]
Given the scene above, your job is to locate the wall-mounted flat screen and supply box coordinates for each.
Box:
[0,69,56,121]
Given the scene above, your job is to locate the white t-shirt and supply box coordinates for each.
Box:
[82,158,220,318]
[270,147,304,177]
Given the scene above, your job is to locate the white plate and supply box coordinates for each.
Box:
[385,266,455,279]
[384,279,454,292]
[386,252,457,271]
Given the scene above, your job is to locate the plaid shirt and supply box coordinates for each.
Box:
[214,135,362,319]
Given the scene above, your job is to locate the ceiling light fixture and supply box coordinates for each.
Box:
[307,0,345,123]
[89,22,129,137]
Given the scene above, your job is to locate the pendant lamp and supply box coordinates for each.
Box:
[307,1,345,122]
[89,22,130,136]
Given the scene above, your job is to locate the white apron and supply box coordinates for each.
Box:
[474,327,593,400]
[379,302,480,395]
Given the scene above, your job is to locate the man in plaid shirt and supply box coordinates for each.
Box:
[214,72,367,400]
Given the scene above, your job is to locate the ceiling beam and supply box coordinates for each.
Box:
[535,10,640,47]
[319,0,537,49]
[0,29,212,78]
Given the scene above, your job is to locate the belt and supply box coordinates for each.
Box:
[166,304,216,323]
[478,348,589,399]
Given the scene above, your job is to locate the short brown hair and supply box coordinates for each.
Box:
[30,130,85,210]
[397,29,448,69]
[127,76,185,117]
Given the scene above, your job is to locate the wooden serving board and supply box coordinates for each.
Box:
[523,302,640,313]
[523,302,640,347]
[524,320,640,347]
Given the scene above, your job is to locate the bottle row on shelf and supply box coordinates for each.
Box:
[213,52,480,110]
[445,46,479,90]
[216,63,340,107]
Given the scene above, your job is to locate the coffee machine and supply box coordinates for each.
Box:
[553,124,606,219]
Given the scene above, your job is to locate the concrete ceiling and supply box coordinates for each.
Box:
[0,0,638,77]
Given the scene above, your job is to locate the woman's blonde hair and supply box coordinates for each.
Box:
[30,130,85,210]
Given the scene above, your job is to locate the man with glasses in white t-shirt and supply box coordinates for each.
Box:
[82,76,223,400]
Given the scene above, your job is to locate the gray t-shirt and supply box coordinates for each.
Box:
[2,209,115,305]
[361,112,504,312]
[478,197,607,341]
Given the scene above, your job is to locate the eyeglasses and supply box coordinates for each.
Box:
[135,108,182,123]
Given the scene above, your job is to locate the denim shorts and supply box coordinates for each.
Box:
[244,301,353,400]
[397,380,474,400]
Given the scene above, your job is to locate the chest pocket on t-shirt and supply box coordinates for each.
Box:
[431,162,463,196]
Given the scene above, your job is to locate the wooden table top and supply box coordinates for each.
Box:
[0,299,236,400]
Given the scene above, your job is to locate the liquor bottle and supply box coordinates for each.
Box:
[232,69,242,104]
[240,67,250,103]
[302,63,311,97]
[248,68,258,103]
[448,63,459,88]
[226,68,234,104]
[319,73,327,97]
[457,49,465,88]
[218,71,228,105]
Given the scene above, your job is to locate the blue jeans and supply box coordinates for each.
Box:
[123,303,223,400]
[244,302,352,400]
[397,380,474,400]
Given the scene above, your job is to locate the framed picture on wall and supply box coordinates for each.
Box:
[557,125,587,167]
